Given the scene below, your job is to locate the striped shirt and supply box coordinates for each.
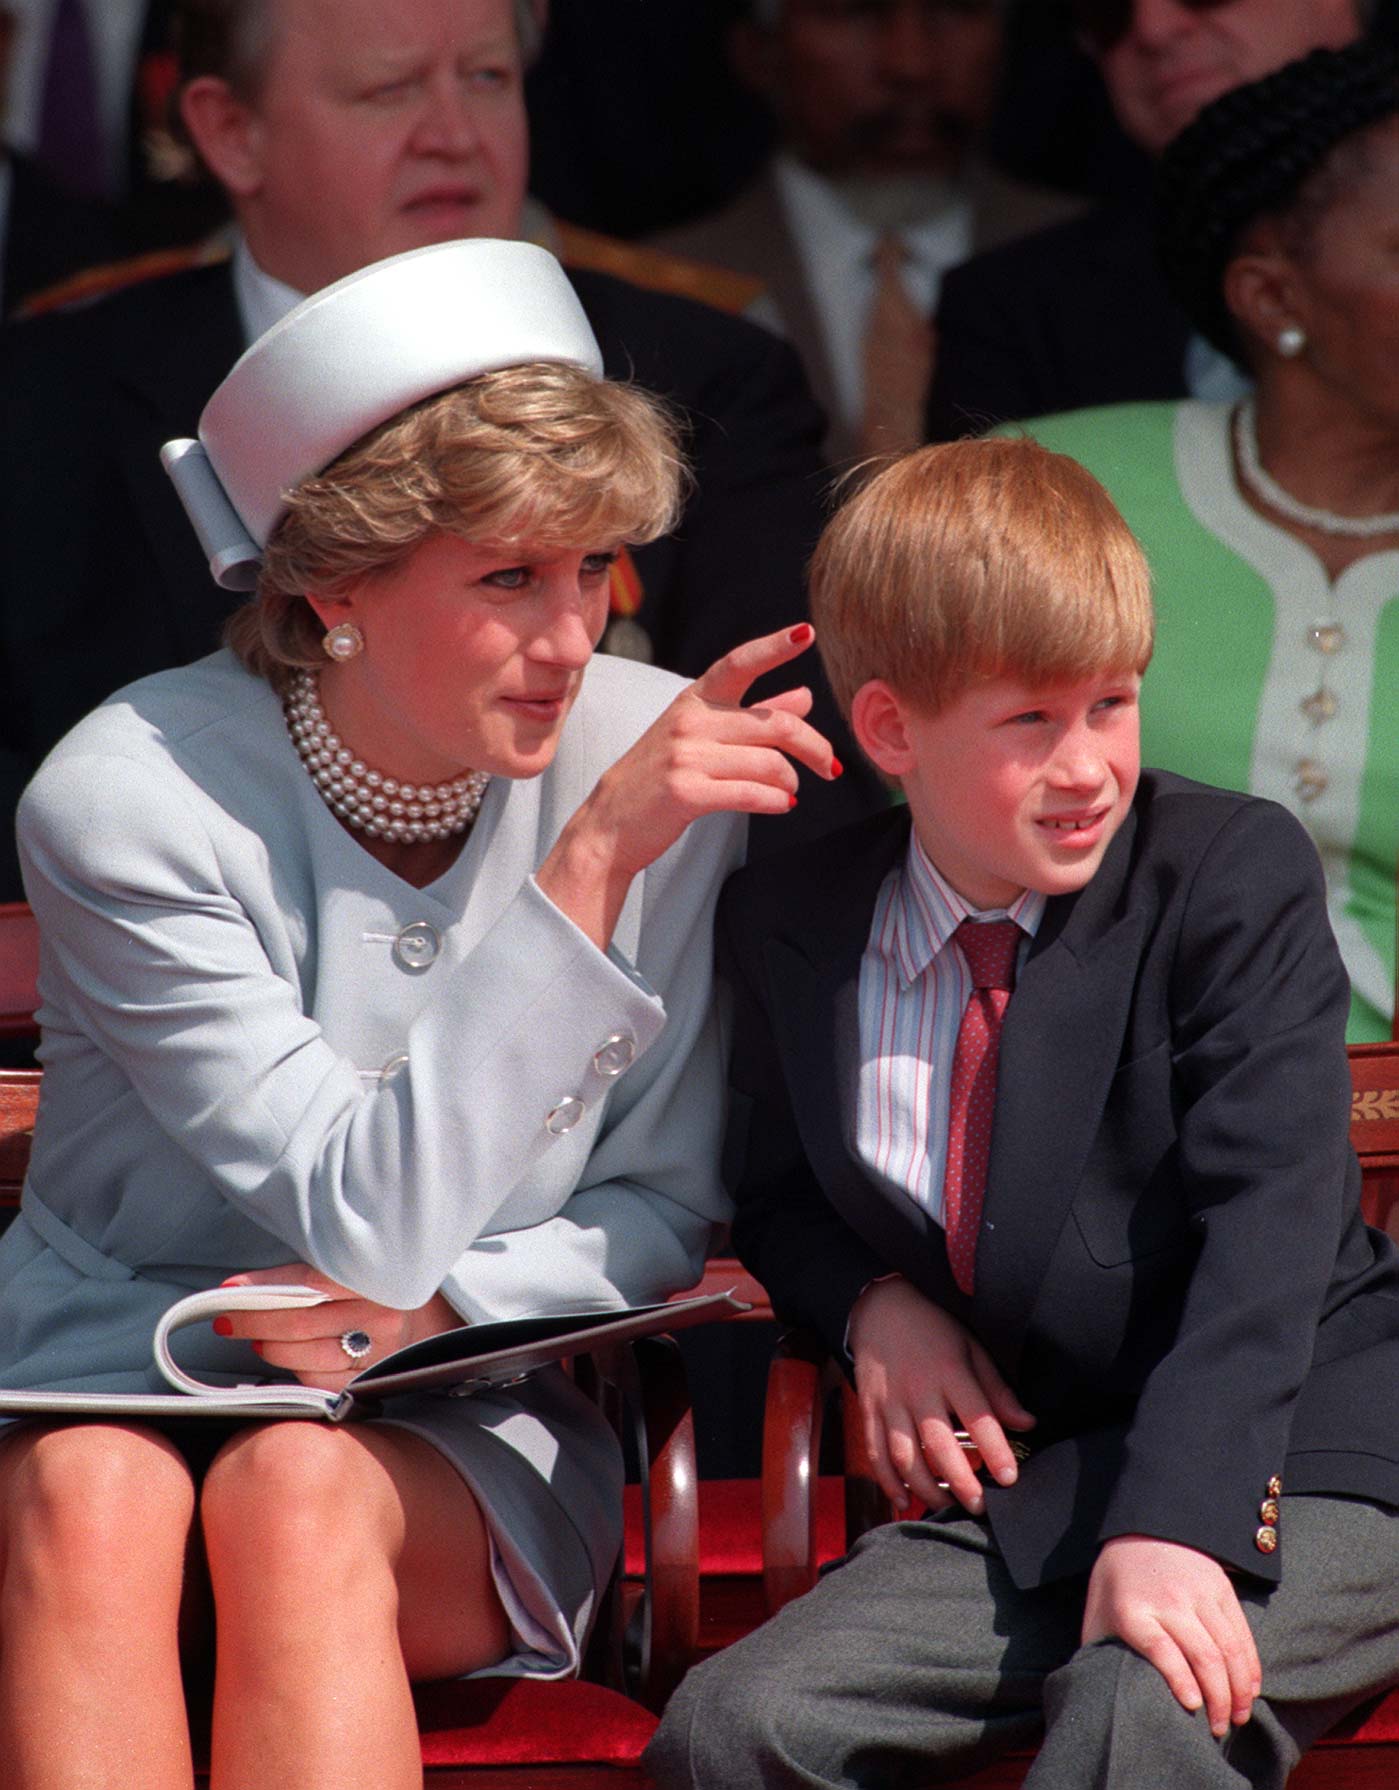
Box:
[856,833,1044,1227]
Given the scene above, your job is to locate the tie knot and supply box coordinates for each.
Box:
[871,232,908,276]
[954,918,1020,994]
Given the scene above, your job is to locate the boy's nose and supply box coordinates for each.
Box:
[1050,730,1109,789]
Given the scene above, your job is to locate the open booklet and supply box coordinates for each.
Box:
[0,1284,748,1424]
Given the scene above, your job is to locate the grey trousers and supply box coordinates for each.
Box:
[645,1497,1399,1789]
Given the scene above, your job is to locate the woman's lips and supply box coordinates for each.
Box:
[501,691,569,724]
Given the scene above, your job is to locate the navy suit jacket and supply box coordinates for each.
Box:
[721,774,1399,1589]
[3,154,117,319]
[0,257,875,899]
[925,203,1191,442]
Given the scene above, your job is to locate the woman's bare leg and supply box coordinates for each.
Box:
[0,1422,198,1790]
[201,1421,509,1790]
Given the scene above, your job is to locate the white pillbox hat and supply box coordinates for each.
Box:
[162,238,604,590]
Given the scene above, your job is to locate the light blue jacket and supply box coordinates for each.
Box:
[1,649,741,1394]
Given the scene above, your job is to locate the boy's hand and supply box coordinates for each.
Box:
[1082,1535,1261,1737]
[847,1275,1035,1515]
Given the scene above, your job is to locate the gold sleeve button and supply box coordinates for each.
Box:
[1255,1525,1278,1555]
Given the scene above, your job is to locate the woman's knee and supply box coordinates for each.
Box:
[0,1424,195,1598]
[201,1422,399,1575]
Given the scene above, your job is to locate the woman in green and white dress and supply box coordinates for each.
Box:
[1009,45,1399,1040]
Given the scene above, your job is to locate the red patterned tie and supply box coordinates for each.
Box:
[943,919,1020,1295]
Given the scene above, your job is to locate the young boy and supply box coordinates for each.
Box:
[647,439,1399,1788]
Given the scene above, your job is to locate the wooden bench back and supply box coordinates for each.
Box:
[2,1059,1399,1222]
[0,1071,38,1206]
[2,885,1399,1236]
[0,903,39,1040]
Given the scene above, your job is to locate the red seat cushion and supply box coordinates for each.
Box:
[623,1476,846,1577]
[1314,1688,1399,1746]
[413,1677,658,1768]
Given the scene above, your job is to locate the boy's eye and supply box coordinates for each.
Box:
[1006,709,1048,726]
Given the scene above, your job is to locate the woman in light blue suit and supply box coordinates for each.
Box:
[0,240,837,1790]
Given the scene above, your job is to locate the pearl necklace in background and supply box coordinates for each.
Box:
[1233,398,1399,540]
[284,670,490,843]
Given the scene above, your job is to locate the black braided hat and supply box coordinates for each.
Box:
[1156,41,1399,363]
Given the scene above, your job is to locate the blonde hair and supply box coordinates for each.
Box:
[810,437,1154,718]
[227,361,684,685]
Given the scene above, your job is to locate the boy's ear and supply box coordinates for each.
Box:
[850,680,916,777]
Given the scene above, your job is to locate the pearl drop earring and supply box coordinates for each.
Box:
[1275,324,1307,359]
[321,621,365,662]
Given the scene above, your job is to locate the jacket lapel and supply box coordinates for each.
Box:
[973,809,1147,1376]
[758,809,968,1308]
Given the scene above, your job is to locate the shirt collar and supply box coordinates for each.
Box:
[232,233,306,346]
[887,829,1045,988]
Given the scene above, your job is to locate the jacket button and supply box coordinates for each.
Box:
[545,1096,585,1135]
[1255,1525,1278,1555]
[1259,1498,1280,1525]
[393,921,441,970]
[1267,1475,1283,1498]
[592,1033,636,1078]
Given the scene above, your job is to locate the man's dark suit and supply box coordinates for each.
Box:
[721,773,1399,1591]
[0,257,873,898]
[925,203,1191,442]
[3,152,117,318]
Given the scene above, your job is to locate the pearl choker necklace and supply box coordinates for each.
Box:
[1233,398,1399,539]
[284,670,490,843]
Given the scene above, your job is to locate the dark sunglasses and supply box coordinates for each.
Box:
[1070,0,1234,52]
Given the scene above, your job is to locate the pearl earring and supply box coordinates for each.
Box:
[321,621,365,662]
[1275,324,1307,359]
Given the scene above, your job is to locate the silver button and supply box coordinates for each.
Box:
[379,1052,409,1085]
[592,1032,636,1078]
[545,1096,586,1135]
[393,921,441,971]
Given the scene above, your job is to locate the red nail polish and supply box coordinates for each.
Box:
[788,622,814,645]
[788,794,799,809]
[830,757,844,778]
[212,1316,232,1337]
[250,1341,264,1355]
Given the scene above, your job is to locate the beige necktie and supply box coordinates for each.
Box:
[858,234,936,461]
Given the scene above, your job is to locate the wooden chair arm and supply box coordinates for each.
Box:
[762,1328,827,1614]
[762,1327,894,1616]
[586,1334,700,1711]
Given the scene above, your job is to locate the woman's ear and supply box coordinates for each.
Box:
[1224,229,1308,365]
[850,679,915,778]
[300,589,356,637]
